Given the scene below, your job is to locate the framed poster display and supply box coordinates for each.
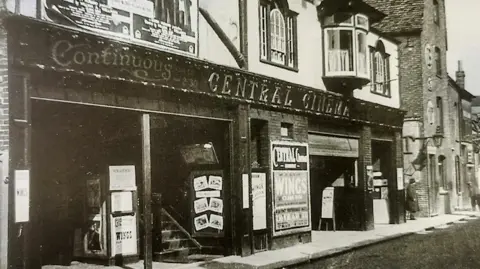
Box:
[271,141,311,237]
[190,170,224,237]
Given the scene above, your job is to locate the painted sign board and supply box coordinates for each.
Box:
[321,187,334,219]
[15,170,30,223]
[271,141,310,236]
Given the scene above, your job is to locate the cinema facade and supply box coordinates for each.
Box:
[5,15,406,268]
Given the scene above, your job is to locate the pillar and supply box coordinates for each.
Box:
[358,126,374,230]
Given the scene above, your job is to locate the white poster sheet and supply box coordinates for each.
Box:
[15,170,30,223]
[252,172,267,230]
[111,191,133,212]
[397,168,404,190]
[321,187,334,219]
[194,214,209,231]
[209,198,223,213]
[109,165,136,191]
[194,198,209,213]
[196,190,220,198]
[111,214,138,256]
[193,176,208,191]
[209,214,223,230]
[208,175,223,190]
[242,174,249,209]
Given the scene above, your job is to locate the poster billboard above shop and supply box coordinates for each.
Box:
[271,141,311,237]
[41,0,198,57]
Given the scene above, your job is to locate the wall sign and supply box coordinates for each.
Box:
[110,214,138,256]
[397,168,404,190]
[109,165,136,191]
[41,0,199,57]
[9,17,406,128]
[271,141,310,236]
[321,187,334,219]
[14,170,30,223]
[252,172,267,230]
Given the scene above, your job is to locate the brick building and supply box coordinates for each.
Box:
[365,0,477,216]
[1,0,406,268]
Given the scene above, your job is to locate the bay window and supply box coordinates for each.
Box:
[323,13,369,78]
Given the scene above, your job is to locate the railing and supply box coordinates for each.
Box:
[326,50,368,78]
[327,49,351,73]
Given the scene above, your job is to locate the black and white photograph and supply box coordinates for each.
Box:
[3,0,480,269]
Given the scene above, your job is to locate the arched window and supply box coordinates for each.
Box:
[370,41,391,96]
[259,0,297,68]
[270,9,286,64]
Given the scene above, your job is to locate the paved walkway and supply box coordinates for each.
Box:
[43,212,480,269]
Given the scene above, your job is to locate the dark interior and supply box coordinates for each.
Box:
[30,100,230,265]
[310,156,362,231]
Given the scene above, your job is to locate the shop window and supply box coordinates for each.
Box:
[322,13,369,78]
[280,122,293,138]
[259,0,298,69]
[433,0,439,25]
[435,46,442,76]
[369,41,390,97]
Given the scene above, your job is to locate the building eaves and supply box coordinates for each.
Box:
[448,76,475,101]
[364,0,424,34]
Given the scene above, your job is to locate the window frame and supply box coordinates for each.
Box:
[259,0,298,71]
[369,42,391,97]
[435,46,442,77]
[433,0,440,25]
[322,13,370,78]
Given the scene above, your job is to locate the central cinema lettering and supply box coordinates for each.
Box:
[207,72,350,117]
[48,38,350,118]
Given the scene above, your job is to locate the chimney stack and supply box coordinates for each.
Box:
[456,60,466,89]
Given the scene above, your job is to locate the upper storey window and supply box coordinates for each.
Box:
[370,41,391,97]
[322,13,369,79]
[433,0,440,25]
[259,0,298,69]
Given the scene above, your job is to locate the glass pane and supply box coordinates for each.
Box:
[357,33,367,76]
[356,15,369,29]
[340,30,353,71]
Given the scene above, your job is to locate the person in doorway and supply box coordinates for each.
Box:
[467,182,479,211]
[406,178,420,220]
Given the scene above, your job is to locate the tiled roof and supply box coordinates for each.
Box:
[363,0,424,34]
[471,96,480,107]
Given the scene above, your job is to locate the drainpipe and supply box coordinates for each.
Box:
[199,7,247,69]
[238,0,248,69]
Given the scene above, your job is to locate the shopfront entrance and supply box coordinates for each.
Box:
[29,100,231,266]
[308,134,361,231]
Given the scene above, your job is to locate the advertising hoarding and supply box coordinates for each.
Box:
[41,0,198,57]
[271,141,310,236]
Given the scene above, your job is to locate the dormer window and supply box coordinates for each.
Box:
[322,13,369,79]
[259,0,298,69]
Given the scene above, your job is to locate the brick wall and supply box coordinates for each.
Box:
[249,107,310,250]
[396,0,457,217]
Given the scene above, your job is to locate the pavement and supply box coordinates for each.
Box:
[42,211,480,269]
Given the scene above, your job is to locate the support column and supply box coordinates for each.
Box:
[8,72,31,269]
[358,126,374,230]
[141,114,152,269]
[232,104,251,256]
[391,130,406,224]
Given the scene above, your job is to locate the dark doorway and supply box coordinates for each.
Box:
[31,100,143,266]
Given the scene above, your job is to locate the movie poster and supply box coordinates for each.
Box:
[41,0,198,57]
[271,142,310,236]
